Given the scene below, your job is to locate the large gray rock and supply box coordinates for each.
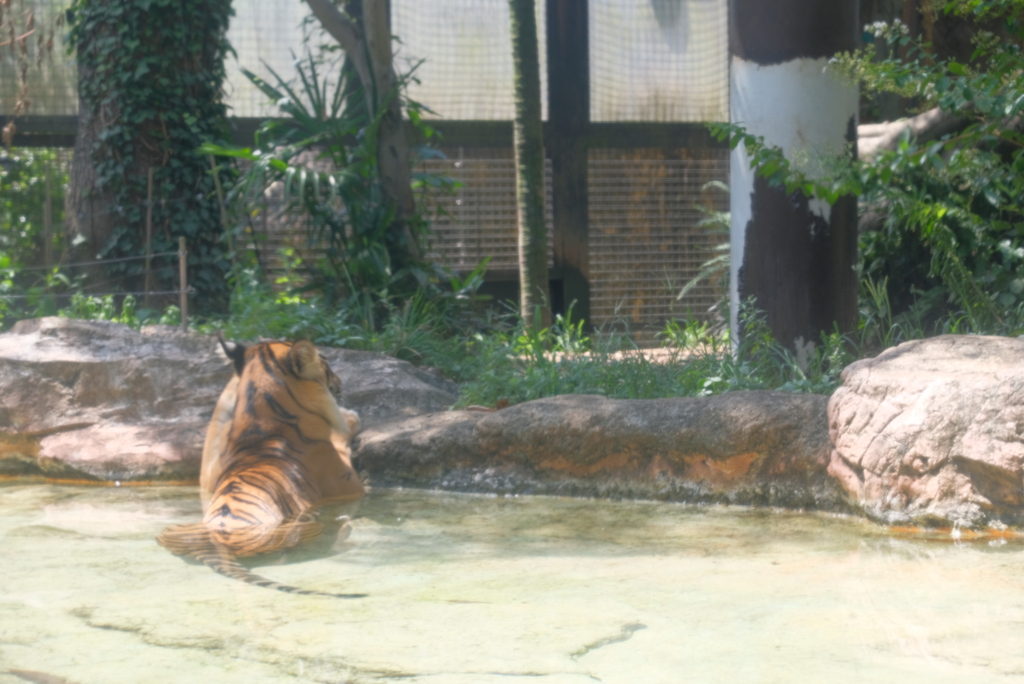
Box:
[828,335,1024,528]
[354,392,850,510]
[0,317,457,481]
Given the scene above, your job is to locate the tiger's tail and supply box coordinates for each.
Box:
[156,522,366,599]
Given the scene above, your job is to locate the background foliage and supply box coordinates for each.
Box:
[203,43,461,328]
[66,0,234,311]
[0,149,69,327]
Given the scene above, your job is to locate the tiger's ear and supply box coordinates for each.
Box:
[287,340,322,380]
[217,331,247,376]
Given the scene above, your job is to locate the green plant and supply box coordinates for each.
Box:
[201,47,455,313]
[0,149,73,328]
[57,293,179,328]
[658,317,716,351]
[453,301,853,409]
[677,180,730,318]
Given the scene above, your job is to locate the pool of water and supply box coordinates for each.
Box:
[2,483,1024,684]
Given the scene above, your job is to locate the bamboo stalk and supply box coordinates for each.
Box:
[43,160,52,270]
[208,155,233,267]
[178,236,187,332]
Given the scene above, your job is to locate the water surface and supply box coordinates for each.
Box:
[2,484,1023,683]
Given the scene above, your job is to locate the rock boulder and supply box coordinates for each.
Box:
[354,392,849,510]
[828,335,1024,527]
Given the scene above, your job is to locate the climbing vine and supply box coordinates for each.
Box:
[66,0,233,311]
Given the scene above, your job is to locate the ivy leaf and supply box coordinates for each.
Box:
[134,62,150,80]
[984,187,1002,207]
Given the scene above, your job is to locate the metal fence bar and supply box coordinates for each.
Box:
[0,288,195,300]
[6,251,179,272]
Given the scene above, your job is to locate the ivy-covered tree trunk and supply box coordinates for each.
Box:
[510,0,551,329]
[65,0,233,311]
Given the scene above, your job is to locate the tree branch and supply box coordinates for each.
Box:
[304,0,373,96]
[858,106,969,159]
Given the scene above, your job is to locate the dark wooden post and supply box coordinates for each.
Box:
[546,0,590,327]
[729,0,859,351]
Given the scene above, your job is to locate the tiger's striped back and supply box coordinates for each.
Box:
[158,337,365,598]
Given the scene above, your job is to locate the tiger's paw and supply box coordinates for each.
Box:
[334,515,353,544]
[340,408,361,437]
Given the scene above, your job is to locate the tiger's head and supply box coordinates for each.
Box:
[217,334,342,400]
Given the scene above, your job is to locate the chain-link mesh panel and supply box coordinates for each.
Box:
[224,0,309,119]
[0,0,76,117]
[588,149,729,340]
[392,0,548,121]
[416,148,729,343]
[0,0,309,119]
[420,149,554,273]
[4,1,730,124]
[590,0,728,122]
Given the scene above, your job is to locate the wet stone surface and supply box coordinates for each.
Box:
[4,484,1024,683]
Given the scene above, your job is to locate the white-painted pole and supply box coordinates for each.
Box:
[729,0,860,351]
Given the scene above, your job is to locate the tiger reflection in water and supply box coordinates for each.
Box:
[157,336,366,598]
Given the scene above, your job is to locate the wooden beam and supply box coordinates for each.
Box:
[547,0,590,326]
[5,115,726,151]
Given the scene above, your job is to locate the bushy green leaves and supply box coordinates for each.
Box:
[454,302,854,408]
[208,47,460,325]
[0,149,70,328]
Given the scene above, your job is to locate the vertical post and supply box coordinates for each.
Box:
[547,0,590,327]
[511,0,552,329]
[209,155,233,268]
[178,236,188,332]
[729,0,859,351]
[43,161,53,270]
[145,167,153,309]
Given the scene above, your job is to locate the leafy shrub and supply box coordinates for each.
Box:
[0,149,70,328]
[455,302,854,408]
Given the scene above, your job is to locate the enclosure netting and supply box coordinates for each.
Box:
[4,0,731,339]
[0,0,76,117]
[419,148,728,341]
[392,0,549,121]
[589,0,728,122]
[0,0,311,119]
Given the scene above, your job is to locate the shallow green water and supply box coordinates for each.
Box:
[2,484,1024,684]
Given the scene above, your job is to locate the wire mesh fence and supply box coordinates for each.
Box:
[0,0,311,119]
[405,147,730,341]
[420,149,555,274]
[2,0,730,123]
[392,0,549,121]
[4,1,732,342]
[588,148,729,340]
[589,0,729,122]
[0,0,76,117]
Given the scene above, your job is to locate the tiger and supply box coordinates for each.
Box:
[157,335,366,598]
